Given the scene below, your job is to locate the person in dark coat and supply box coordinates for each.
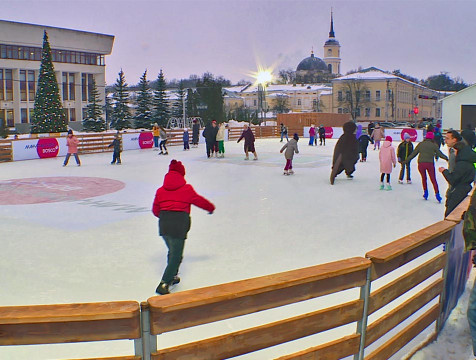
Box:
[237,123,258,160]
[202,120,218,158]
[397,133,414,183]
[367,121,375,137]
[192,119,200,147]
[358,129,372,162]
[108,133,122,164]
[439,141,476,217]
[183,128,190,150]
[318,125,326,146]
[152,160,215,295]
[280,123,288,142]
[330,121,360,184]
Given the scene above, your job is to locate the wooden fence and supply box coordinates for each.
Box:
[0,140,12,162]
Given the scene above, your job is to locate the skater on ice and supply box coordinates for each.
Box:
[237,123,258,160]
[152,160,215,295]
[404,131,448,202]
[397,133,414,184]
[63,129,81,167]
[371,124,384,150]
[192,119,200,147]
[379,136,396,190]
[280,133,299,175]
[308,125,316,146]
[108,133,122,165]
[183,128,190,151]
[152,123,160,150]
[318,125,326,146]
[158,126,168,155]
[330,121,359,184]
[216,122,226,158]
[358,129,372,162]
[202,120,218,158]
[280,123,288,142]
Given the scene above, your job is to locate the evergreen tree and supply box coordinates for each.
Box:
[196,73,225,123]
[171,82,186,119]
[110,69,132,130]
[82,77,105,132]
[152,69,169,127]
[134,70,153,129]
[31,31,66,133]
[104,93,113,128]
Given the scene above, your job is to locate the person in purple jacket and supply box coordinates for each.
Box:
[309,125,316,146]
[237,123,258,160]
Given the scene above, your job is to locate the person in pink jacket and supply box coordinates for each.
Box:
[63,129,81,166]
[379,136,396,190]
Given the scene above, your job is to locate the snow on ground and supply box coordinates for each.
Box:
[0,137,473,359]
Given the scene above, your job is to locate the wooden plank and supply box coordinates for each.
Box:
[445,191,473,223]
[365,304,439,360]
[69,356,141,360]
[365,278,443,346]
[368,230,451,280]
[274,333,360,360]
[366,220,454,264]
[151,300,363,360]
[148,257,370,334]
[0,301,141,345]
[368,252,446,314]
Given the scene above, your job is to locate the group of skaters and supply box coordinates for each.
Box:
[306,124,327,146]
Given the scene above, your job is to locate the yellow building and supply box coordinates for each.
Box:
[331,68,444,123]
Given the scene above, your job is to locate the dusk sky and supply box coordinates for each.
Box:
[3,0,476,86]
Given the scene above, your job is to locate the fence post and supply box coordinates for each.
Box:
[355,266,372,360]
[138,302,157,360]
[436,235,452,333]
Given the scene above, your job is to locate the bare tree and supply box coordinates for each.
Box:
[335,79,373,122]
[278,68,296,84]
[272,94,290,114]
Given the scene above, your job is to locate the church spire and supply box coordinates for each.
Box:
[329,8,335,38]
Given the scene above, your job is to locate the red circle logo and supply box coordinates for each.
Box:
[325,127,334,138]
[401,128,417,141]
[37,138,59,158]
[139,132,154,149]
[0,177,126,205]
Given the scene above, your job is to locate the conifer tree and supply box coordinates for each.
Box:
[0,118,8,139]
[31,31,66,133]
[134,70,153,129]
[186,88,196,117]
[110,69,132,130]
[82,77,105,132]
[172,82,186,119]
[152,69,169,127]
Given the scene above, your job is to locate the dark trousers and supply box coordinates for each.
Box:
[159,140,167,152]
[111,151,121,164]
[320,135,325,145]
[380,173,391,182]
[418,162,439,193]
[63,153,80,166]
[399,162,411,181]
[184,141,189,150]
[360,147,368,160]
[206,141,217,157]
[161,235,185,284]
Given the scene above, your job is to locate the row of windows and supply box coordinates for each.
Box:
[0,107,85,126]
[338,107,381,117]
[0,69,96,103]
[0,44,105,66]
[337,90,393,102]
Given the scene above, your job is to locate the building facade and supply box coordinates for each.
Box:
[0,20,114,132]
[440,84,476,130]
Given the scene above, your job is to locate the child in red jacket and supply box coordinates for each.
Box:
[152,160,215,295]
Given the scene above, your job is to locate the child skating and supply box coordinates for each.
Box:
[280,133,299,175]
[397,133,414,184]
[108,133,122,164]
[379,136,397,190]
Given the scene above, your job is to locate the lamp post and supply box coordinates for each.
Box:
[255,69,272,125]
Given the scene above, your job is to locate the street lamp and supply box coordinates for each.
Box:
[255,69,273,125]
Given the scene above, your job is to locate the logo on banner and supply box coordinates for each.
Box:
[37,138,59,158]
[401,129,417,142]
[139,132,154,149]
[325,127,334,138]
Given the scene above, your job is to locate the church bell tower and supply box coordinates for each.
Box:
[323,9,341,76]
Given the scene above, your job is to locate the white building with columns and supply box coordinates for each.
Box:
[0,20,114,132]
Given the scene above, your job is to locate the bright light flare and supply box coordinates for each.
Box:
[250,65,274,85]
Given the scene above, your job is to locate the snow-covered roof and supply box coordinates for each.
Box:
[224,83,332,94]
[439,83,476,102]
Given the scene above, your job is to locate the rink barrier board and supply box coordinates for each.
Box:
[0,190,472,360]
[0,140,12,162]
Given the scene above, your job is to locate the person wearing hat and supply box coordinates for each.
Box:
[308,125,316,146]
[397,133,414,184]
[152,123,160,150]
[358,128,372,162]
[237,123,258,160]
[318,125,326,146]
[202,120,218,158]
[63,129,81,167]
[378,136,397,190]
[405,131,449,201]
[280,133,299,175]
[107,133,122,164]
[152,160,215,295]
[192,119,200,147]
[370,124,385,150]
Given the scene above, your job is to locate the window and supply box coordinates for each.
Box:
[313,99,317,106]
[82,74,87,101]
[0,69,4,101]
[327,49,332,56]
[20,70,27,101]
[355,108,361,117]
[365,108,370,117]
[70,108,76,122]
[21,108,28,123]
[5,69,13,101]
[6,109,14,126]
[253,99,257,106]
[386,89,392,101]
[29,109,34,122]
[328,64,332,73]
[356,91,361,102]
[346,91,351,101]
[365,90,371,101]
[376,108,381,117]
[338,108,343,114]
[337,91,343,101]
[297,99,301,106]
[343,108,349,114]
[62,73,69,100]
[376,90,381,101]
[28,70,35,101]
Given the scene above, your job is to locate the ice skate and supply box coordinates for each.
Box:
[164,152,168,155]
[110,162,115,165]
[346,174,353,179]
[407,180,412,184]
[158,151,164,155]
[423,190,428,200]
[435,193,442,203]
[155,281,170,295]
[283,170,289,176]
[288,169,294,175]
[244,156,249,160]
[398,180,403,184]
[386,184,392,191]
[253,157,258,161]
[379,183,385,190]
[171,276,180,285]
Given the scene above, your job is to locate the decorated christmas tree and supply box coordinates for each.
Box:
[110,69,132,130]
[134,70,153,129]
[82,77,106,132]
[31,31,66,133]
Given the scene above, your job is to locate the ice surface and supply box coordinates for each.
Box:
[0,138,472,359]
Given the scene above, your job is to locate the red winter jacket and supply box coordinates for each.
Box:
[152,171,215,217]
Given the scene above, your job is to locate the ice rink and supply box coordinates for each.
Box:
[1,137,465,359]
